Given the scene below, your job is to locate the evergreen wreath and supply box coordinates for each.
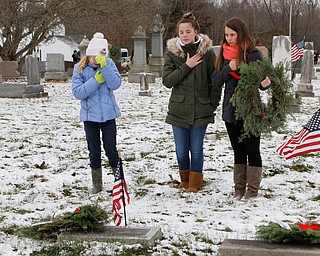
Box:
[257,221,320,245]
[15,204,109,240]
[230,59,296,139]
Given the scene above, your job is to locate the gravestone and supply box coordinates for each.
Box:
[256,46,269,59]
[297,50,314,97]
[59,225,162,247]
[0,55,48,98]
[219,239,320,256]
[212,46,221,58]
[272,35,299,112]
[128,26,155,83]
[0,61,20,79]
[304,42,317,79]
[272,35,291,77]
[139,73,152,96]
[149,14,165,77]
[44,53,68,81]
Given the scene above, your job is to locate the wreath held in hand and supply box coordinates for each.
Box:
[230,59,296,138]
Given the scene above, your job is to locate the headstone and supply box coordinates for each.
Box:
[0,61,20,79]
[0,55,48,98]
[212,46,221,57]
[149,14,165,77]
[272,35,291,75]
[26,55,40,85]
[219,239,320,256]
[304,42,317,79]
[138,73,152,96]
[128,26,155,83]
[59,226,162,247]
[256,46,269,59]
[297,49,314,97]
[44,53,68,81]
[272,35,299,112]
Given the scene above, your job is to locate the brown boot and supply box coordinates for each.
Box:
[245,166,262,199]
[91,168,103,194]
[178,169,190,189]
[233,164,247,199]
[186,171,203,193]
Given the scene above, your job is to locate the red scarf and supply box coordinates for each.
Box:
[222,42,239,60]
[222,42,241,80]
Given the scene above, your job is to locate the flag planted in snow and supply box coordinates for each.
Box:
[276,109,320,159]
[112,158,130,226]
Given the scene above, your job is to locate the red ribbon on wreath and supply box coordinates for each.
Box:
[297,223,320,231]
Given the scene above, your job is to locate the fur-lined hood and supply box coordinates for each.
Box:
[166,34,212,58]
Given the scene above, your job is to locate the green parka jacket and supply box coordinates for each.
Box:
[162,34,220,129]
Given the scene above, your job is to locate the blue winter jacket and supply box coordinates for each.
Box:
[72,58,121,122]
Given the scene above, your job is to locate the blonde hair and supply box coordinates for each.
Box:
[77,56,90,73]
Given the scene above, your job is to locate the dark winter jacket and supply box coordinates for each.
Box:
[162,34,219,129]
[211,49,263,124]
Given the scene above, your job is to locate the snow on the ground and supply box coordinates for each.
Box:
[0,74,320,255]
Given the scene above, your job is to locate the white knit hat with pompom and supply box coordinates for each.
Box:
[86,32,109,56]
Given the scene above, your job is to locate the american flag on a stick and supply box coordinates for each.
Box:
[276,109,320,160]
[112,157,130,226]
[291,40,305,62]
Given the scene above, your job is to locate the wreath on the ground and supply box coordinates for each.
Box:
[257,221,320,245]
[230,59,296,139]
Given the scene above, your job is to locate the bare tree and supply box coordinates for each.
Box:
[0,0,72,68]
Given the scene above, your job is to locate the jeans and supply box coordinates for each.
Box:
[84,120,118,169]
[225,121,262,167]
[172,125,208,173]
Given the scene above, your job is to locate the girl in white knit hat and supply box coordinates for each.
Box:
[72,32,122,194]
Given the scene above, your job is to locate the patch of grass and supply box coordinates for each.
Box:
[116,246,153,256]
[263,168,286,177]
[30,241,86,256]
[290,164,313,173]
[135,188,149,198]
[311,195,320,201]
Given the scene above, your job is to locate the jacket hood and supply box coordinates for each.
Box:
[166,34,212,58]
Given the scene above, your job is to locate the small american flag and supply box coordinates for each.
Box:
[291,40,304,62]
[112,158,130,226]
[276,109,320,159]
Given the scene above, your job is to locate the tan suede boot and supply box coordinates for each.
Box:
[178,169,190,189]
[245,166,262,199]
[91,168,103,194]
[186,171,203,193]
[233,164,247,199]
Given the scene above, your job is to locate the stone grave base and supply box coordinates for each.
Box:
[44,71,68,81]
[296,83,314,97]
[59,225,162,246]
[219,239,320,256]
[0,83,48,98]
[139,90,152,96]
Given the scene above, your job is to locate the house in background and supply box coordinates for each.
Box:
[35,35,80,62]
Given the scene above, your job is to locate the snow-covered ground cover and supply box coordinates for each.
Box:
[0,75,320,255]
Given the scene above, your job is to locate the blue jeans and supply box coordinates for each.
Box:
[84,120,118,169]
[172,125,208,173]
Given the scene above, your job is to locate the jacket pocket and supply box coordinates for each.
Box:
[168,94,185,115]
[198,97,213,116]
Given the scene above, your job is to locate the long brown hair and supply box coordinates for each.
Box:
[176,12,200,35]
[215,17,256,71]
